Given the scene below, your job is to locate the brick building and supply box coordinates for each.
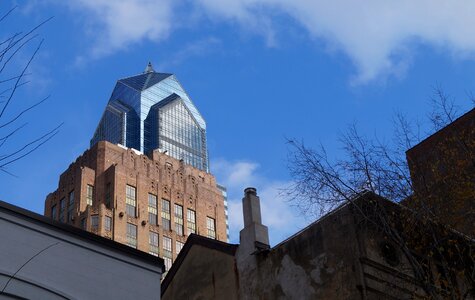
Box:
[45,141,227,272]
[406,107,475,237]
[44,65,228,273]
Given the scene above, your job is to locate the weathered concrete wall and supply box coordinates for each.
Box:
[162,245,239,300]
[237,205,363,300]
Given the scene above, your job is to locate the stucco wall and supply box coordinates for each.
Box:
[162,245,239,300]
[237,206,362,300]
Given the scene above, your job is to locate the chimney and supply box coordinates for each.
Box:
[239,187,269,254]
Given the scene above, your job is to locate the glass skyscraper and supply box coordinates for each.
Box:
[91,63,209,171]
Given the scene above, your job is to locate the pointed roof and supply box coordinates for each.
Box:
[144,61,155,73]
[118,63,172,91]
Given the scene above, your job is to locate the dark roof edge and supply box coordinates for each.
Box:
[272,191,386,249]
[0,199,164,269]
[161,234,238,295]
[406,107,475,154]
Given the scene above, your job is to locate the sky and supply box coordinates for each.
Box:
[1,0,475,245]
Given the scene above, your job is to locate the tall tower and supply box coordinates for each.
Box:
[91,63,209,172]
[45,65,226,273]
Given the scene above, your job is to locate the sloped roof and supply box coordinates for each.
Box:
[118,71,173,91]
[0,199,164,269]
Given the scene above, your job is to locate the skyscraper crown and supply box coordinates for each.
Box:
[91,65,209,171]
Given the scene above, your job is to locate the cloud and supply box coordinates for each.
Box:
[212,158,309,245]
[196,0,475,84]
[158,37,222,69]
[67,0,176,58]
[63,0,475,83]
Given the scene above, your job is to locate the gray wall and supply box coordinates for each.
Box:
[0,209,162,299]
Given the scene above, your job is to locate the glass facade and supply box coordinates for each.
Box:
[91,65,209,171]
[217,184,229,242]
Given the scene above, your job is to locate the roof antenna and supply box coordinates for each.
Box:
[144,61,154,73]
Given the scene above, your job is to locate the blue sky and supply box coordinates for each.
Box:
[1,0,474,245]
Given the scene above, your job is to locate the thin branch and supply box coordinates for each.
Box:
[0,122,63,168]
[0,95,50,129]
[0,39,43,119]
[0,6,17,23]
[0,123,27,148]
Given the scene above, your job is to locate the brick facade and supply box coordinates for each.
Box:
[406,108,475,237]
[45,141,226,270]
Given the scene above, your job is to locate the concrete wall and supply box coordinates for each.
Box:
[236,205,363,300]
[0,205,162,299]
[162,245,239,300]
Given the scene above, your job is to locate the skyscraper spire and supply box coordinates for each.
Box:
[144,61,154,73]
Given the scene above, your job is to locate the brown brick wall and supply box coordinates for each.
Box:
[45,141,226,268]
[406,108,475,237]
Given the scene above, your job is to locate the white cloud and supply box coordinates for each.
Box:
[63,0,475,82]
[67,0,176,58]
[196,0,475,84]
[212,158,309,245]
[158,37,222,69]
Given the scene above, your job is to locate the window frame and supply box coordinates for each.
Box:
[206,216,216,239]
[187,209,196,235]
[125,185,137,217]
[126,223,137,248]
[174,204,184,236]
[161,199,171,231]
[148,193,158,225]
[86,185,94,206]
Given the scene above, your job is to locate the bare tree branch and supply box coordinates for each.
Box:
[0,8,60,175]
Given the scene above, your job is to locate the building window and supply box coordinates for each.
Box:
[126,185,136,217]
[161,199,171,231]
[51,204,57,220]
[174,204,184,236]
[105,182,112,208]
[105,216,112,231]
[163,236,172,271]
[176,241,184,255]
[86,185,94,206]
[206,217,216,239]
[81,218,86,230]
[91,215,99,230]
[148,194,157,225]
[126,223,137,248]
[59,198,65,222]
[149,231,159,256]
[187,209,196,235]
[67,190,75,223]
